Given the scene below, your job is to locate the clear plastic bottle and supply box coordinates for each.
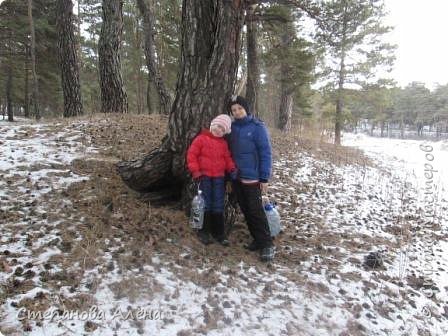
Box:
[190,190,205,229]
[264,203,281,237]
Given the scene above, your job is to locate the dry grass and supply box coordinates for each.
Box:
[1,113,392,335]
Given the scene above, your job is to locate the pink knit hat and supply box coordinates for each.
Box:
[210,114,232,134]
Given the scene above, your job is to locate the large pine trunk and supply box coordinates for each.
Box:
[245,5,260,117]
[57,0,83,118]
[117,0,245,218]
[98,0,128,114]
[137,0,172,115]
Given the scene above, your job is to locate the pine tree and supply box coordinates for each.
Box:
[261,4,315,131]
[28,0,40,119]
[98,0,128,113]
[316,0,395,144]
[137,0,172,115]
[56,0,83,117]
[0,0,60,119]
[117,0,245,210]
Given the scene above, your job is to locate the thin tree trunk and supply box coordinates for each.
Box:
[156,0,165,70]
[137,0,171,115]
[77,0,83,70]
[117,0,245,197]
[278,92,293,132]
[6,65,13,122]
[24,48,30,118]
[335,3,349,145]
[135,14,144,115]
[98,0,128,114]
[57,0,83,118]
[245,4,260,117]
[28,0,40,120]
[400,118,404,139]
[146,81,153,114]
[136,71,143,115]
[1,102,4,121]
[277,19,293,132]
[335,55,345,145]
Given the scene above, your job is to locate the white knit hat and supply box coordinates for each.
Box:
[210,114,232,134]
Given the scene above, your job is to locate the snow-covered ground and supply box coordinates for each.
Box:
[1,119,448,336]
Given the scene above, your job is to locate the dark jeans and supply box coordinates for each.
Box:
[199,176,225,212]
[232,181,273,248]
[198,176,226,239]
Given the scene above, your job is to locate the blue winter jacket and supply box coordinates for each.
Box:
[229,114,272,182]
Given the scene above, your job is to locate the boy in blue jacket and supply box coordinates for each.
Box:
[228,95,275,262]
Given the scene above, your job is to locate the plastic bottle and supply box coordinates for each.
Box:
[264,202,281,237]
[190,190,205,229]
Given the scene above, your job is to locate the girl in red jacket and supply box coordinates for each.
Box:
[187,114,237,246]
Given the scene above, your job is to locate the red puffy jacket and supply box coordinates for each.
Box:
[187,129,236,178]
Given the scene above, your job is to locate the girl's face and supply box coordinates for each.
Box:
[210,124,225,137]
[230,104,247,119]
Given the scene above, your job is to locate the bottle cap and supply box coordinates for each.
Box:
[264,203,273,211]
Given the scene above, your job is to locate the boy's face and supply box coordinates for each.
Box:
[230,104,247,119]
[210,124,225,137]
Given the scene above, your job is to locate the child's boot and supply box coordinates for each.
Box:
[212,212,230,247]
[197,211,212,245]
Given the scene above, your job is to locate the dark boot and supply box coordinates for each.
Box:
[244,240,262,251]
[211,213,229,247]
[197,211,212,245]
[260,246,276,262]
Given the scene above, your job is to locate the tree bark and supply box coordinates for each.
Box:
[56,0,83,118]
[278,92,293,132]
[277,19,293,132]
[0,99,4,120]
[335,49,346,145]
[334,2,348,146]
[98,0,128,114]
[117,0,245,204]
[137,0,172,115]
[6,65,13,122]
[400,118,404,139]
[24,47,30,118]
[77,0,83,70]
[146,81,153,114]
[28,0,40,120]
[135,14,144,115]
[236,70,247,96]
[245,4,260,117]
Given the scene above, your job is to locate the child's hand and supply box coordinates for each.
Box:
[192,171,203,181]
[260,182,268,193]
[229,169,238,181]
[226,181,233,193]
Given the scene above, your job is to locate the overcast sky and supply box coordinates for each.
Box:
[385,0,448,89]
